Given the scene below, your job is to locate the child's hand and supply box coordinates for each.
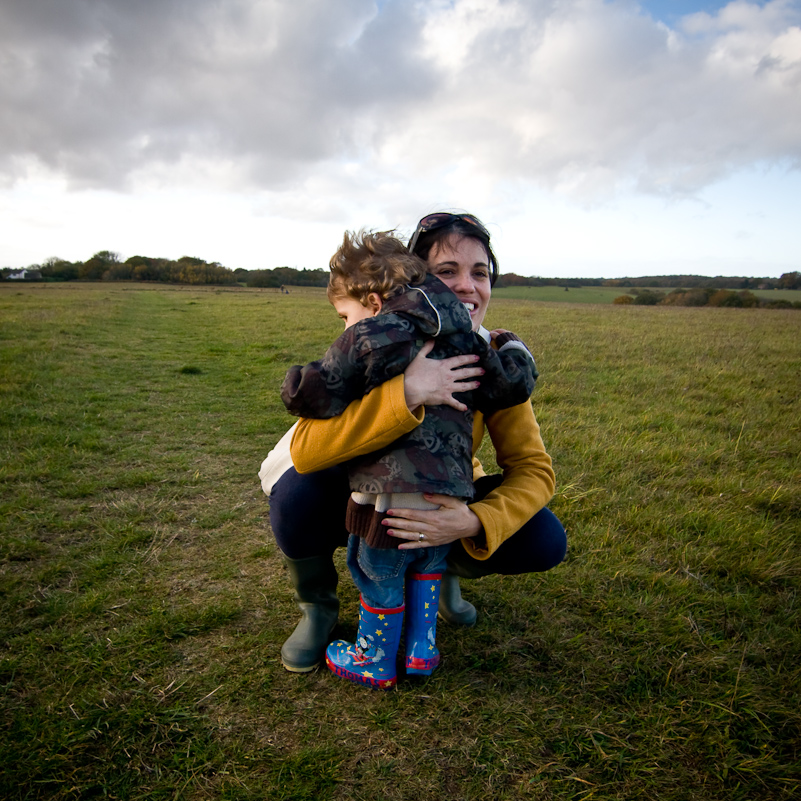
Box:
[489,328,512,349]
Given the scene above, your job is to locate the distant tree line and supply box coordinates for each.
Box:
[4,253,799,301]
[1,251,334,288]
[2,251,238,285]
[494,271,801,291]
[236,267,328,288]
[613,287,800,309]
[495,271,801,309]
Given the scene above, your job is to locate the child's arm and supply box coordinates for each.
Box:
[472,331,538,415]
[281,312,420,419]
[281,326,368,419]
[289,345,484,474]
[290,375,424,473]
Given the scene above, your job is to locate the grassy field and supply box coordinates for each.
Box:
[493,285,801,304]
[1,282,799,800]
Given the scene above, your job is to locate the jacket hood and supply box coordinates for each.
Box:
[380,274,472,338]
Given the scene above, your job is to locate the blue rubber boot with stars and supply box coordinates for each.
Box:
[405,572,443,675]
[326,597,404,689]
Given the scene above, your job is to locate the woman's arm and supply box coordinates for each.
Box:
[462,401,555,559]
[290,343,484,473]
[290,374,421,473]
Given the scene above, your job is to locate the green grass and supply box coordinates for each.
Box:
[2,282,799,800]
[494,285,632,303]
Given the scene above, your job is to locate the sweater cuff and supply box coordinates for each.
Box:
[460,505,492,560]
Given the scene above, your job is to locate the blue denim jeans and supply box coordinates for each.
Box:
[346,534,450,609]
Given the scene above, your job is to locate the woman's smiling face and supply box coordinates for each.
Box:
[426,235,492,331]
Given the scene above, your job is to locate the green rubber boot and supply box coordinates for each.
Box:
[437,571,477,627]
[280,554,340,673]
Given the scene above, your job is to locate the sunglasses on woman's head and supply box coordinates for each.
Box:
[407,213,491,255]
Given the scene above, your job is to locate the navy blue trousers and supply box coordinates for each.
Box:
[269,465,567,577]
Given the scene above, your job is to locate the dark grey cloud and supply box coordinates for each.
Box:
[2,0,800,200]
[0,0,438,187]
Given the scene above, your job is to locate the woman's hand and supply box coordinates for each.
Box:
[404,341,484,412]
[382,493,483,549]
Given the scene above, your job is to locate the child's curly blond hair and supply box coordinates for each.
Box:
[327,229,428,305]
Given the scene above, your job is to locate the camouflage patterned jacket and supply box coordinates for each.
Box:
[281,274,537,499]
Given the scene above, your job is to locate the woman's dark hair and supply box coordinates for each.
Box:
[409,213,500,286]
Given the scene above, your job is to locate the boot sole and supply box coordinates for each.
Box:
[325,655,396,689]
[406,654,441,675]
[437,609,477,627]
[280,617,338,673]
[281,659,320,673]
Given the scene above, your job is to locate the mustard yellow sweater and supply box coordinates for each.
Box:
[290,374,555,561]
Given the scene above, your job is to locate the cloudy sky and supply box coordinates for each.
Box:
[2,0,799,278]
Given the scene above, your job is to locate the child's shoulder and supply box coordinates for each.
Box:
[401,274,473,336]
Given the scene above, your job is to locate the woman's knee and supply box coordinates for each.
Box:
[447,506,566,577]
[533,507,567,571]
[269,466,350,558]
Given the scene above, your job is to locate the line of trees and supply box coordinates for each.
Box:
[494,271,801,291]
[238,267,328,288]
[2,251,238,285]
[1,252,333,288]
[614,287,800,309]
[4,253,799,296]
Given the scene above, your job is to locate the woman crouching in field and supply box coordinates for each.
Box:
[261,212,567,673]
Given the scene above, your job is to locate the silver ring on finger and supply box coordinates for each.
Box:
[418,533,426,542]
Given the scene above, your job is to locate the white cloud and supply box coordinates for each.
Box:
[1,0,799,276]
[406,0,801,200]
[3,0,799,193]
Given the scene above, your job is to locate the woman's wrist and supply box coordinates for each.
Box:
[468,526,487,548]
[402,375,424,413]
[459,506,484,540]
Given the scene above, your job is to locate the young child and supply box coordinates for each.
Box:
[280,230,537,689]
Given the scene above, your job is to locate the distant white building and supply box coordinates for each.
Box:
[6,269,42,280]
